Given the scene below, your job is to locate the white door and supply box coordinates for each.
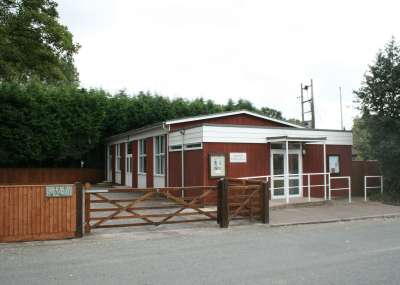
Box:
[270,147,302,199]
[137,139,147,188]
[125,142,132,186]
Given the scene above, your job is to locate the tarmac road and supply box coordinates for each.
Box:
[1,218,400,285]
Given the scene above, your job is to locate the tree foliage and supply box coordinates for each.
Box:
[354,38,400,194]
[0,81,297,167]
[0,0,80,83]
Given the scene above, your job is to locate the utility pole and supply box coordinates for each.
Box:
[300,79,315,128]
[339,86,344,130]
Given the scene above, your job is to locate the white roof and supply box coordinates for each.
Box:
[165,110,303,129]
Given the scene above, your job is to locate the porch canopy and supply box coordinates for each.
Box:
[265,135,328,203]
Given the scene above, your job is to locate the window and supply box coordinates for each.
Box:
[126,142,132,173]
[116,144,121,172]
[169,145,182,151]
[154,136,165,175]
[185,143,202,150]
[271,143,300,149]
[138,139,147,173]
[328,155,340,174]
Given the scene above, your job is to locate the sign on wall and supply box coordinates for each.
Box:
[229,152,247,163]
[209,154,226,178]
[46,185,73,197]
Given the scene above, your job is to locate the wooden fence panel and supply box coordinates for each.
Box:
[0,185,79,242]
[351,161,380,196]
[0,168,104,185]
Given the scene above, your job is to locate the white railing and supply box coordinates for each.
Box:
[239,172,352,204]
[364,175,383,201]
[239,172,330,204]
[329,176,351,203]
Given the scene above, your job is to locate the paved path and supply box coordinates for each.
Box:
[1,217,400,285]
[270,198,400,226]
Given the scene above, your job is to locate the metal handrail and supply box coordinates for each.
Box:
[238,172,330,203]
[329,176,351,203]
[364,175,383,201]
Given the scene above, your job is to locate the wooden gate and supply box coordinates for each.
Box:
[84,179,270,232]
[217,178,270,228]
[84,186,218,232]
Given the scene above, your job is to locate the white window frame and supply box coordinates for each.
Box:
[138,139,147,174]
[126,142,132,173]
[184,142,203,151]
[168,142,203,152]
[154,136,165,176]
[115,144,121,172]
[169,144,183,152]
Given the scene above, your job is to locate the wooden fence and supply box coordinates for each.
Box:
[0,168,104,185]
[351,160,380,196]
[0,184,83,242]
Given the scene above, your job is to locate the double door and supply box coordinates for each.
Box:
[270,149,302,199]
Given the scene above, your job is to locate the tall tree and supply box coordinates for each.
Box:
[354,38,400,194]
[0,0,80,83]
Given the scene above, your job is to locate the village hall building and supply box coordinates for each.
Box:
[105,110,352,200]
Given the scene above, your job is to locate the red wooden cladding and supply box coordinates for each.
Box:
[0,185,77,242]
[132,141,138,187]
[168,151,182,187]
[169,113,293,131]
[351,160,379,196]
[146,137,154,187]
[0,168,104,185]
[120,143,126,185]
[303,144,352,197]
[203,143,269,186]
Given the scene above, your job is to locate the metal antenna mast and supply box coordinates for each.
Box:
[300,79,315,128]
[339,86,344,130]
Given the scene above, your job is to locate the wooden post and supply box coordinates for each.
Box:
[218,178,229,228]
[75,182,84,238]
[260,181,270,224]
[217,180,222,226]
[84,191,91,233]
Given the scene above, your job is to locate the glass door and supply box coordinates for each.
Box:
[288,153,301,197]
[271,148,302,199]
[271,152,285,198]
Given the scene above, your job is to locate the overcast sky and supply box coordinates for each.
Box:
[57,0,400,129]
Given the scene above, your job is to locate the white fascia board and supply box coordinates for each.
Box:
[107,128,167,146]
[202,125,352,145]
[169,126,204,146]
[165,110,303,129]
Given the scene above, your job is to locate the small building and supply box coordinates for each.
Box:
[105,110,352,201]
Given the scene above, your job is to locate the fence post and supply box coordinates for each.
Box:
[307,174,311,202]
[260,181,270,224]
[364,176,367,201]
[348,177,352,203]
[75,182,83,238]
[217,178,229,228]
[84,191,91,233]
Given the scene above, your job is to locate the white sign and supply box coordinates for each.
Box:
[229,152,247,163]
[210,155,226,177]
[46,185,73,197]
